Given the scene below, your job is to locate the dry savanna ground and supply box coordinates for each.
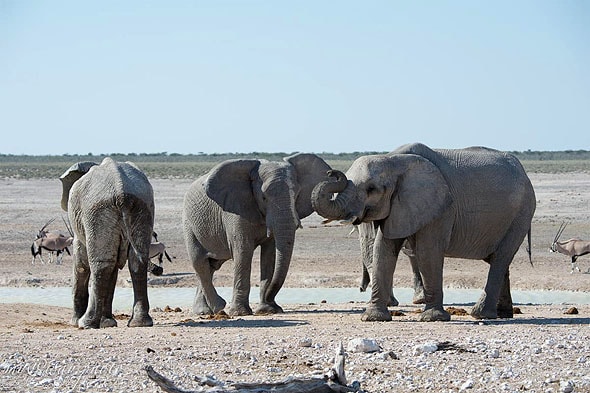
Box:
[0,171,589,392]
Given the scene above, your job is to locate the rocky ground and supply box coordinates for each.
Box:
[0,173,589,392]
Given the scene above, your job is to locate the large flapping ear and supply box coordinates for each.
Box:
[284,153,333,219]
[59,161,97,211]
[205,159,264,223]
[382,154,453,239]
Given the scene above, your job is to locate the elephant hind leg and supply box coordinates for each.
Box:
[187,235,227,315]
[71,240,90,326]
[496,271,514,318]
[471,230,522,319]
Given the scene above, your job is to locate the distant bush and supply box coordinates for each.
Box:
[0,150,588,179]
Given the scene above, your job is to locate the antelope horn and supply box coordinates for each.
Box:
[553,221,568,243]
[40,217,56,233]
[62,215,74,237]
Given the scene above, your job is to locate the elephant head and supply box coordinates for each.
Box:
[312,154,453,239]
[59,161,98,211]
[205,153,332,308]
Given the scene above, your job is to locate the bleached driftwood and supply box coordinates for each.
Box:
[145,343,360,393]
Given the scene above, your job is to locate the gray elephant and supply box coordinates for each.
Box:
[357,222,424,306]
[183,153,332,316]
[312,143,535,322]
[60,158,155,329]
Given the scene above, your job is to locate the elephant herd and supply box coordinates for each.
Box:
[59,143,535,329]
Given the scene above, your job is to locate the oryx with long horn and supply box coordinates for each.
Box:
[550,222,590,273]
[31,217,74,265]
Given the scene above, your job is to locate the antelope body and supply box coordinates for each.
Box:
[147,232,172,276]
[31,230,74,264]
[550,222,590,273]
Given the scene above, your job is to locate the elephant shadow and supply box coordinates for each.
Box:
[470,316,590,326]
[168,319,310,329]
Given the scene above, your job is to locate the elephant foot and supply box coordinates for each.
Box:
[255,302,284,315]
[78,314,101,329]
[228,303,253,316]
[70,314,83,327]
[420,307,451,322]
[100,317,118,328]
[470,303,497,320]
[497,307,514,319]
[127,313,153,327]
[361,305,392,322]
[193,293,226,315]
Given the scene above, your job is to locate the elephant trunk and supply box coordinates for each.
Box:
[311,170,356,221]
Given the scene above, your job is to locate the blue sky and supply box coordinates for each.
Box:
[1,1,588,155]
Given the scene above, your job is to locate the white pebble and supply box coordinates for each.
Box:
[460,379,474,390]
[347,338,380,353]
[413,342,438,355]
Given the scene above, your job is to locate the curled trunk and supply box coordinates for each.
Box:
[311,170,355,221]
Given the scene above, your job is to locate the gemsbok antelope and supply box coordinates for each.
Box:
[31,218,74,265]
[148,231,172,276]
[550,222,590,273]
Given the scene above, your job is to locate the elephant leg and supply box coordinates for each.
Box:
[186,231,226,315]
[79,261,116,329]
[404,237,425,304]
[414,231,449,322]
[71,239,90,326]
[410,255,425,304]
[228,246,255,316]
[100,266,119,328]
[361,233,403,322]
[127,250,153,327]
[359,263,370,292]
[471,236,520,319]
[192,258,226,315]
[256,238,285,315]
[496,270,513,318]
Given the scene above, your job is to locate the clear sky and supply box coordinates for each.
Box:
[1,1,588,155]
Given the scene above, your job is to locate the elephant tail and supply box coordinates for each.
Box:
[120,210,151,267]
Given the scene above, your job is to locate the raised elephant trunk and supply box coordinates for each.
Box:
[311,170,355,221]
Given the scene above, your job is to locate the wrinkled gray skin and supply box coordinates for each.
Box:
[183,153,332,316]
[60,158,155,329]
[357,222,425,306]
[313,143,535,322]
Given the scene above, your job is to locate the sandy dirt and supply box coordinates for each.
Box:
[1,173,589,392]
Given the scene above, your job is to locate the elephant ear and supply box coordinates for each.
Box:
[205,159,264,223]
[383,154,453,239]
[284,153,332,219]
[59,161,98,211]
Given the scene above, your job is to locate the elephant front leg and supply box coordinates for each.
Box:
[414,234,449,322]
[228,248,254,316]
[361,235,403,322]
[409,256,425,304]
[256,239,284,315]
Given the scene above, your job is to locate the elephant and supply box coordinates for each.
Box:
[312,143,535,322]
[183,153,332,316]
[357,221,425,306]
[60,158,155,329]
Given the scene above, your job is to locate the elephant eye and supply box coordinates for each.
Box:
[366,185,377,195]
